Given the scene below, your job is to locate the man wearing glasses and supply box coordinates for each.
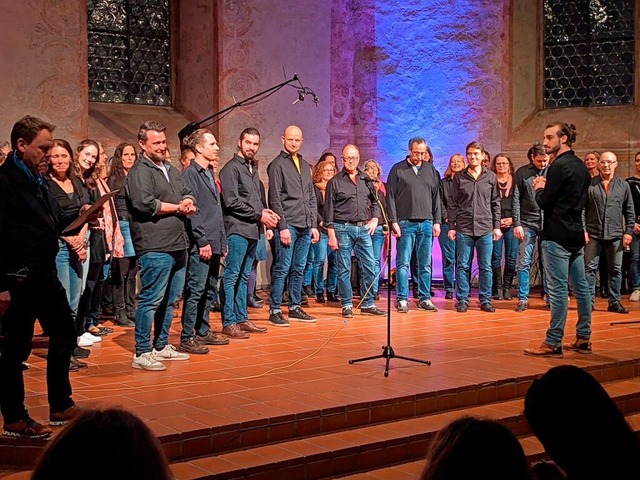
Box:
[325,145,386,318]
[387,138,442,313]
[583,151,635,314]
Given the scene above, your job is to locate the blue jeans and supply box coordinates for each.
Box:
[311,232,337,294]
[334,223,376,308]
[631,233,640,290]
[396,220,434,301]
[55,239,83,315]
[135,250,187,355]
[221,234,256,327]
[439,224,456,294]
[541,240,591,346]
[455,232,493,304]
[181,245,220,341]
[303,244,314,288]
[119,220,136,257]
[371,225,386,295]
[516,227,547,301]
[492,226,518,270]
[585,238,623,305]
[270,225,311,312]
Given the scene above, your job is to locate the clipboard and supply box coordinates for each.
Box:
[62,189,119,234]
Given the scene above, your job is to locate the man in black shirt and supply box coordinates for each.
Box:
[525,122,592,358]
[627,151,640,302]
[325,144,386,318]
[0,116,81,438]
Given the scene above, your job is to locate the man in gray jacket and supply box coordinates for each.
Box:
[584,151,635,314]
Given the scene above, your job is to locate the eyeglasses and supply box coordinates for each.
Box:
[411,151,428,157]
[598,160,617,165]
[343,157,359,162]
[323,168,335,172]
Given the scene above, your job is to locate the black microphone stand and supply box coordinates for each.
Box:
[349,180,431,377]
[178,74,306,142]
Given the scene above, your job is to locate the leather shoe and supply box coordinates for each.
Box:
[480,302,496,313]
[608,302,629,314]
[515,300,528,312]
[196,332,229,345]
[73,346,90,358]
[316,293,326,303]
[222,324,250,339]
[115,315,135,327]
[327,292,341,303]
[445,291,453,300]
[238,320,268,333]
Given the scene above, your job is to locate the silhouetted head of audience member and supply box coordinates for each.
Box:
[420,416,531,480]
[31,407,174,480]
[524,365,640,480]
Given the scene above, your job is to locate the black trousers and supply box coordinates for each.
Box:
[0,270,76,423]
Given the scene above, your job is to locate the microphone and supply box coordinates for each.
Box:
[359,174,376,183]
[292,90,305,105]
[292,86,320,106]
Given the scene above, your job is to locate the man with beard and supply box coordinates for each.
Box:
[125,121,196,371]
[524,122,592,358]
[219,128,279,338]
[512,143,549,312]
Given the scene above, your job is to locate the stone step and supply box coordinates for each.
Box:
[168,377,640,480]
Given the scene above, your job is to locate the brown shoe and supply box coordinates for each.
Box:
[50,404,81,426]
[3,417,52,438]
[238,320,268,333]
[179,337,209,355]
[196,332,230,346]
[563,337,592,354]
[222,323,250,339]
[524,342,563,358]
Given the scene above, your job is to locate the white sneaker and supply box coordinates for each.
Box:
[153,344,190,361]
[629,290,640,302]
[77,335,93,347]
[397,300,409,313]
[131,352,166,371]
[80,332,102,343]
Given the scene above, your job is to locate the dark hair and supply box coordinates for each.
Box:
[421,416,531,480]
[73,139,100,190]
[108,142,136,179]
[527,143,546,162]
[10,115,55,150]
[466,141,485,153]
[138,121,166,142]
[408,137,427,150]
[239,127,260,142]
[48,139,74,178]
[0,140,10,162]
[524,365,640,479]
[545,122,577,146]
[31,408,173,480]
[318,151,337,164]
[491,153,515,175]
[635,151,640,159]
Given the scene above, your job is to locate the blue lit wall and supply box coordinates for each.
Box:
[374,0,505,177]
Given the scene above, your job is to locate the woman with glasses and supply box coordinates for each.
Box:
[311,156,338,303]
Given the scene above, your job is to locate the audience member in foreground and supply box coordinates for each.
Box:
[420,416,531,480]
[31,407,174,480]
[524,365,640,480]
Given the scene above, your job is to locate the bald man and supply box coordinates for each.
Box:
[324,144,386,319]
[267,126,319,327]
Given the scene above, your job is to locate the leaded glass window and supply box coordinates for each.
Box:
[88,0,171,106]
[543,0,634,109]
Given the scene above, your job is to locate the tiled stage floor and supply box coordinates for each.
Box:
[1,289,640,478]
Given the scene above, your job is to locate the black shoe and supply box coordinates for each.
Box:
[456,302,468,313]
[493,290,503,300]
[73,346,90,358]
[480,302,496,313]
[289,307,317,322]
[600,288,609,299]
[247,296,264,309]
[418,299,438,311]
[210,302,222,312]
[445,291,453,300]
[268,312,290,327]
[115,315,135,327]
[70,356,88,369]
[515,300,528,312]
[608,302,629,314]
[303,285,314,296]
[360,305,386,316]
[327,292,341,303]
[342,307,353,318]
[316,293,326,303]
[373,292,380,301]
[300,295,309,306]
[503,289,512,300]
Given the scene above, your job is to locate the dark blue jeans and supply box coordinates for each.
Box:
[135,250,187,356]
[333,223,376,308]
[371,225,386,295]
[181,245,220,341]
[269,225,311,313]
[455,232,493,304]
[439,224,456,294]
[584,237,623,305]
[221,234,256,327]
[516,226,547,301]
[312,231,337,294]
[492,226,518,270]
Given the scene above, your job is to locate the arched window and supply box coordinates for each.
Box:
[87,0,171,106]
[543,0,634,109]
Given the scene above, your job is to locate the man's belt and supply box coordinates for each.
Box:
[334,221,366,227]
